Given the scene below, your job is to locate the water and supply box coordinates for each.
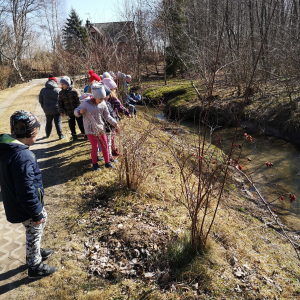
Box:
[139,105,300,230]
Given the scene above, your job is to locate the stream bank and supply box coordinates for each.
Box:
[142,79,300,144]
[139,105,300,232]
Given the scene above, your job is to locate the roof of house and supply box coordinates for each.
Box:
[87,21,134,42]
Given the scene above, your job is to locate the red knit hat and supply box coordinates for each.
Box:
[48,74,57,83]
[89,70,101,83]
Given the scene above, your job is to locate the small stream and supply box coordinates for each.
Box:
[139,106,300,231]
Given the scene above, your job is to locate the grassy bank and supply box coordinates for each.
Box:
[12,117,300,299]
[142,78,300,142]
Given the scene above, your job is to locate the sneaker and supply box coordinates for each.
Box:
[72,135,78,142]
[97,156,104,161]
[110,157,118,163]
[93,163,101,171]
[28,262,57,279]
[105,162,115,169]
[59,135,66,140]
[41,248,53,261]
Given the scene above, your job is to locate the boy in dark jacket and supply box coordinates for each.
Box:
[0,110,57,279]
[39,74,66,139]
[58,76,85,141]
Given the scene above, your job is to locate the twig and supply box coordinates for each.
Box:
[236,167,300,260]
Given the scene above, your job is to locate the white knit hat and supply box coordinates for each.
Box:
[103,72,112,80]
[91,82,106,99]
[60,76,71,86]
[103,78,117,90]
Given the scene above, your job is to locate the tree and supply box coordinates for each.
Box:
[63,8,88,52]
[40,0,65,52]
[0,0,40,81]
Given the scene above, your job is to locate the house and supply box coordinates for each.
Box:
[85,20,135,44]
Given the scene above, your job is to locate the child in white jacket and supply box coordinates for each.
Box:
[74,83,120,171]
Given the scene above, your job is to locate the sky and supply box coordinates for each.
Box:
[67,0,126,24]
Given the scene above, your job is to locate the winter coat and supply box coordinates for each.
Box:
[74,99,117,136]
[104,101,117,132]
[0,134,44,224]
[107,96,130,117]
[58,87,81,116]
[39,80,61,115]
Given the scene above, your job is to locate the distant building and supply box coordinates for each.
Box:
[85,20,135,44]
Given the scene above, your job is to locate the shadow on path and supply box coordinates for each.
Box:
[0,264,41,297]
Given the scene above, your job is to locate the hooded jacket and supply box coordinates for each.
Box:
[0,134,44,223]
[39,80,61,115]
[74,100,117,135]
[58,87,81,116]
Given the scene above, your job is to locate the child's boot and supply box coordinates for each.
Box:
[41,248,53,261]
[28,262,57,279]
[105,162,115,169]
[92,163,101,171]
[110,157,118,163]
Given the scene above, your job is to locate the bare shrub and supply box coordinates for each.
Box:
[0,65,11,90]
[116,117,162,191]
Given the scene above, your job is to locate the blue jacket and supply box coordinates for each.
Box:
[39,80,61,115]
[0,134,44,223]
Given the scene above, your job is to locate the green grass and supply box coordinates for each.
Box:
[143,79,198,106]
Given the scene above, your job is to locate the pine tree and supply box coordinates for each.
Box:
[164,0,187,77]
[63,8,88,51]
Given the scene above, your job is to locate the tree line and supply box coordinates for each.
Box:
[0,0,299,95]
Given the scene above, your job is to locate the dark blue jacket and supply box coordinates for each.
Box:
[0,134,44,223]
[39,80,61,115]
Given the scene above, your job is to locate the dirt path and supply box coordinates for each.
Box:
[0,79,46,119]
[0,81,49,299]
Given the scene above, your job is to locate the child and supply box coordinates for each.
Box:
[126,93,142,117]
[58,76,85,142]
[106,83,131,156]
[105,79,131,118]
[39,74,66,139]
[0,110,57,279]
[123,74,132,98]
[103,90,118,162]
[89,70,101,82]
[74,83,120,171]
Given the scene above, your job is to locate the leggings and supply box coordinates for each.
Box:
[87,134,110,164]
[106,132,113,159]
[22,208,47,267]
[111,132,117,152]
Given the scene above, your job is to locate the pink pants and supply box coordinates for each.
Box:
[111,132,116,152]
[87,134,110,164]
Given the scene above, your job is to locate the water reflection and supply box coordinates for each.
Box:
[140,106,300,230]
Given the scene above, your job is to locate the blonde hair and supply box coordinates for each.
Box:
[110,89,117,98]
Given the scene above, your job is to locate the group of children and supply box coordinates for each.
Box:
[0,70,141,280]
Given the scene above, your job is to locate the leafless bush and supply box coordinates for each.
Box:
[0,65,11,90]
[117,117,162,191]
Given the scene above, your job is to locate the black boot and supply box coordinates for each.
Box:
[28,262,58,279]
[105,162,115,169]
[41,248,53,261]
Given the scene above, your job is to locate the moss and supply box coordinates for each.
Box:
[143,80,197,105]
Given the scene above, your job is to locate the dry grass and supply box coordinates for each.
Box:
[2,82,300,299]
[0,83,43,132]
[0,82,32,105]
